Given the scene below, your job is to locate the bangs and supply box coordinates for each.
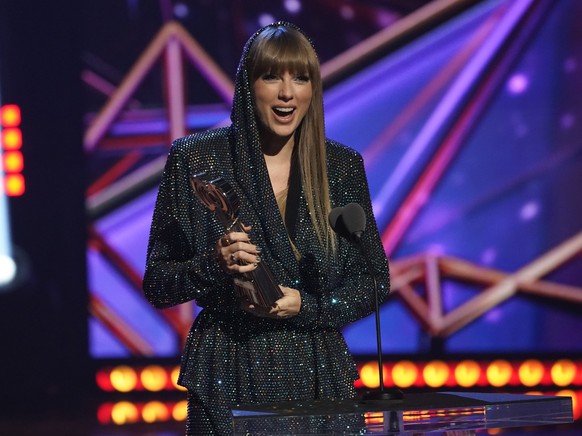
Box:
[249,28,318,81]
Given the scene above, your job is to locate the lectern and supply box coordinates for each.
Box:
[231,392,573,435]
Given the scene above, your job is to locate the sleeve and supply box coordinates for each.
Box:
[291,149,390,330]
[142,142,229,309]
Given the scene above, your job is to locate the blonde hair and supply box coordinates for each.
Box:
[248,25,335,255]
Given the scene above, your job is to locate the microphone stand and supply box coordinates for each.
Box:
[353,234,403,402]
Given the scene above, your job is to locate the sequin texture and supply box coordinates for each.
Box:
[143,22,390,435]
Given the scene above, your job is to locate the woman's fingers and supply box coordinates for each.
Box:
[269,286,301,318]
[222,230,250,246]
[216,231,261,274]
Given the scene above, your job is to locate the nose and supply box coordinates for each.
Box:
[278,77,293,101]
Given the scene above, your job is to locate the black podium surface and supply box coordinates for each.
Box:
[231,392,573,435]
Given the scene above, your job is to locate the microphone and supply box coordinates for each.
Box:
[329,203,404,402]
[328,203,366,245]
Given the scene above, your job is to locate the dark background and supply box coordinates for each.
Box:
[0,0,89,417]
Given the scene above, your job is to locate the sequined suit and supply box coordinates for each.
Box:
[143,23,390,436]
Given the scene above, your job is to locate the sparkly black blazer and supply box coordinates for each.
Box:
[142,114,391,436]
[143,126,390,330]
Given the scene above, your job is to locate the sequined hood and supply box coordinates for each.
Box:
[229,22,315,216]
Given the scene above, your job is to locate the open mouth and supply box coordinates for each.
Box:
[273,107,295,117]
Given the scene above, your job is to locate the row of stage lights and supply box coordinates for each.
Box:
[1,104,25,196]
[96,359,582,393]
[98,400,187,426]
[96,359,582,425]
[355,358,582,389]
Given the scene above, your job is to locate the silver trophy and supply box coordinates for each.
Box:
[190,172,283,309]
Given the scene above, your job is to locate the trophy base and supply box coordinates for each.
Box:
[234,274,282,309]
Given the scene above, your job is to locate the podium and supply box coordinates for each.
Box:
[231,392,573,435]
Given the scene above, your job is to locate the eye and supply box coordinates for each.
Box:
[261,73,278,81]
[295,74,310,83]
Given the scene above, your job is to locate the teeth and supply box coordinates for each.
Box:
[275,107,293,113]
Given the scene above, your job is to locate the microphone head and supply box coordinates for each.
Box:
[343,203,366,243]
[328,206,343,230]
[328,203,366,244]
[329,206,349,241]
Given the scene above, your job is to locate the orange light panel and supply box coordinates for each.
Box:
[4,151,24,173]
[142,401,170,423]
[392,360,418,388]
[359,361,385,389]
[111,401,139,425]
[110,366,138,392]
[1,105,21,127]
[5,173,25,196]
[518,359,544,387]
[486,360,513,387]
[2,128,22,150]
[423,360,449,388]
[172,401,188,422]
[454,360,481,388]
[551,360,577,387]
[141,365,168,392]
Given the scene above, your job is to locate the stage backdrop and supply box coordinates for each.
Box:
[83,0,582,361]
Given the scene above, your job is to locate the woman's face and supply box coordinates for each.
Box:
[252,70,312,145]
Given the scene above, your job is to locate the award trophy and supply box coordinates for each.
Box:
[190,172,283,309]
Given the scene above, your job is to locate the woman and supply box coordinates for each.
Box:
[143,22,390,435]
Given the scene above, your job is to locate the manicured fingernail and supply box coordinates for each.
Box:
[256,256,261,262]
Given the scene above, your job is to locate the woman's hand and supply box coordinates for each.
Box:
[241,286,301,319]
[269,286,301,318]
[215,225,261,274]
